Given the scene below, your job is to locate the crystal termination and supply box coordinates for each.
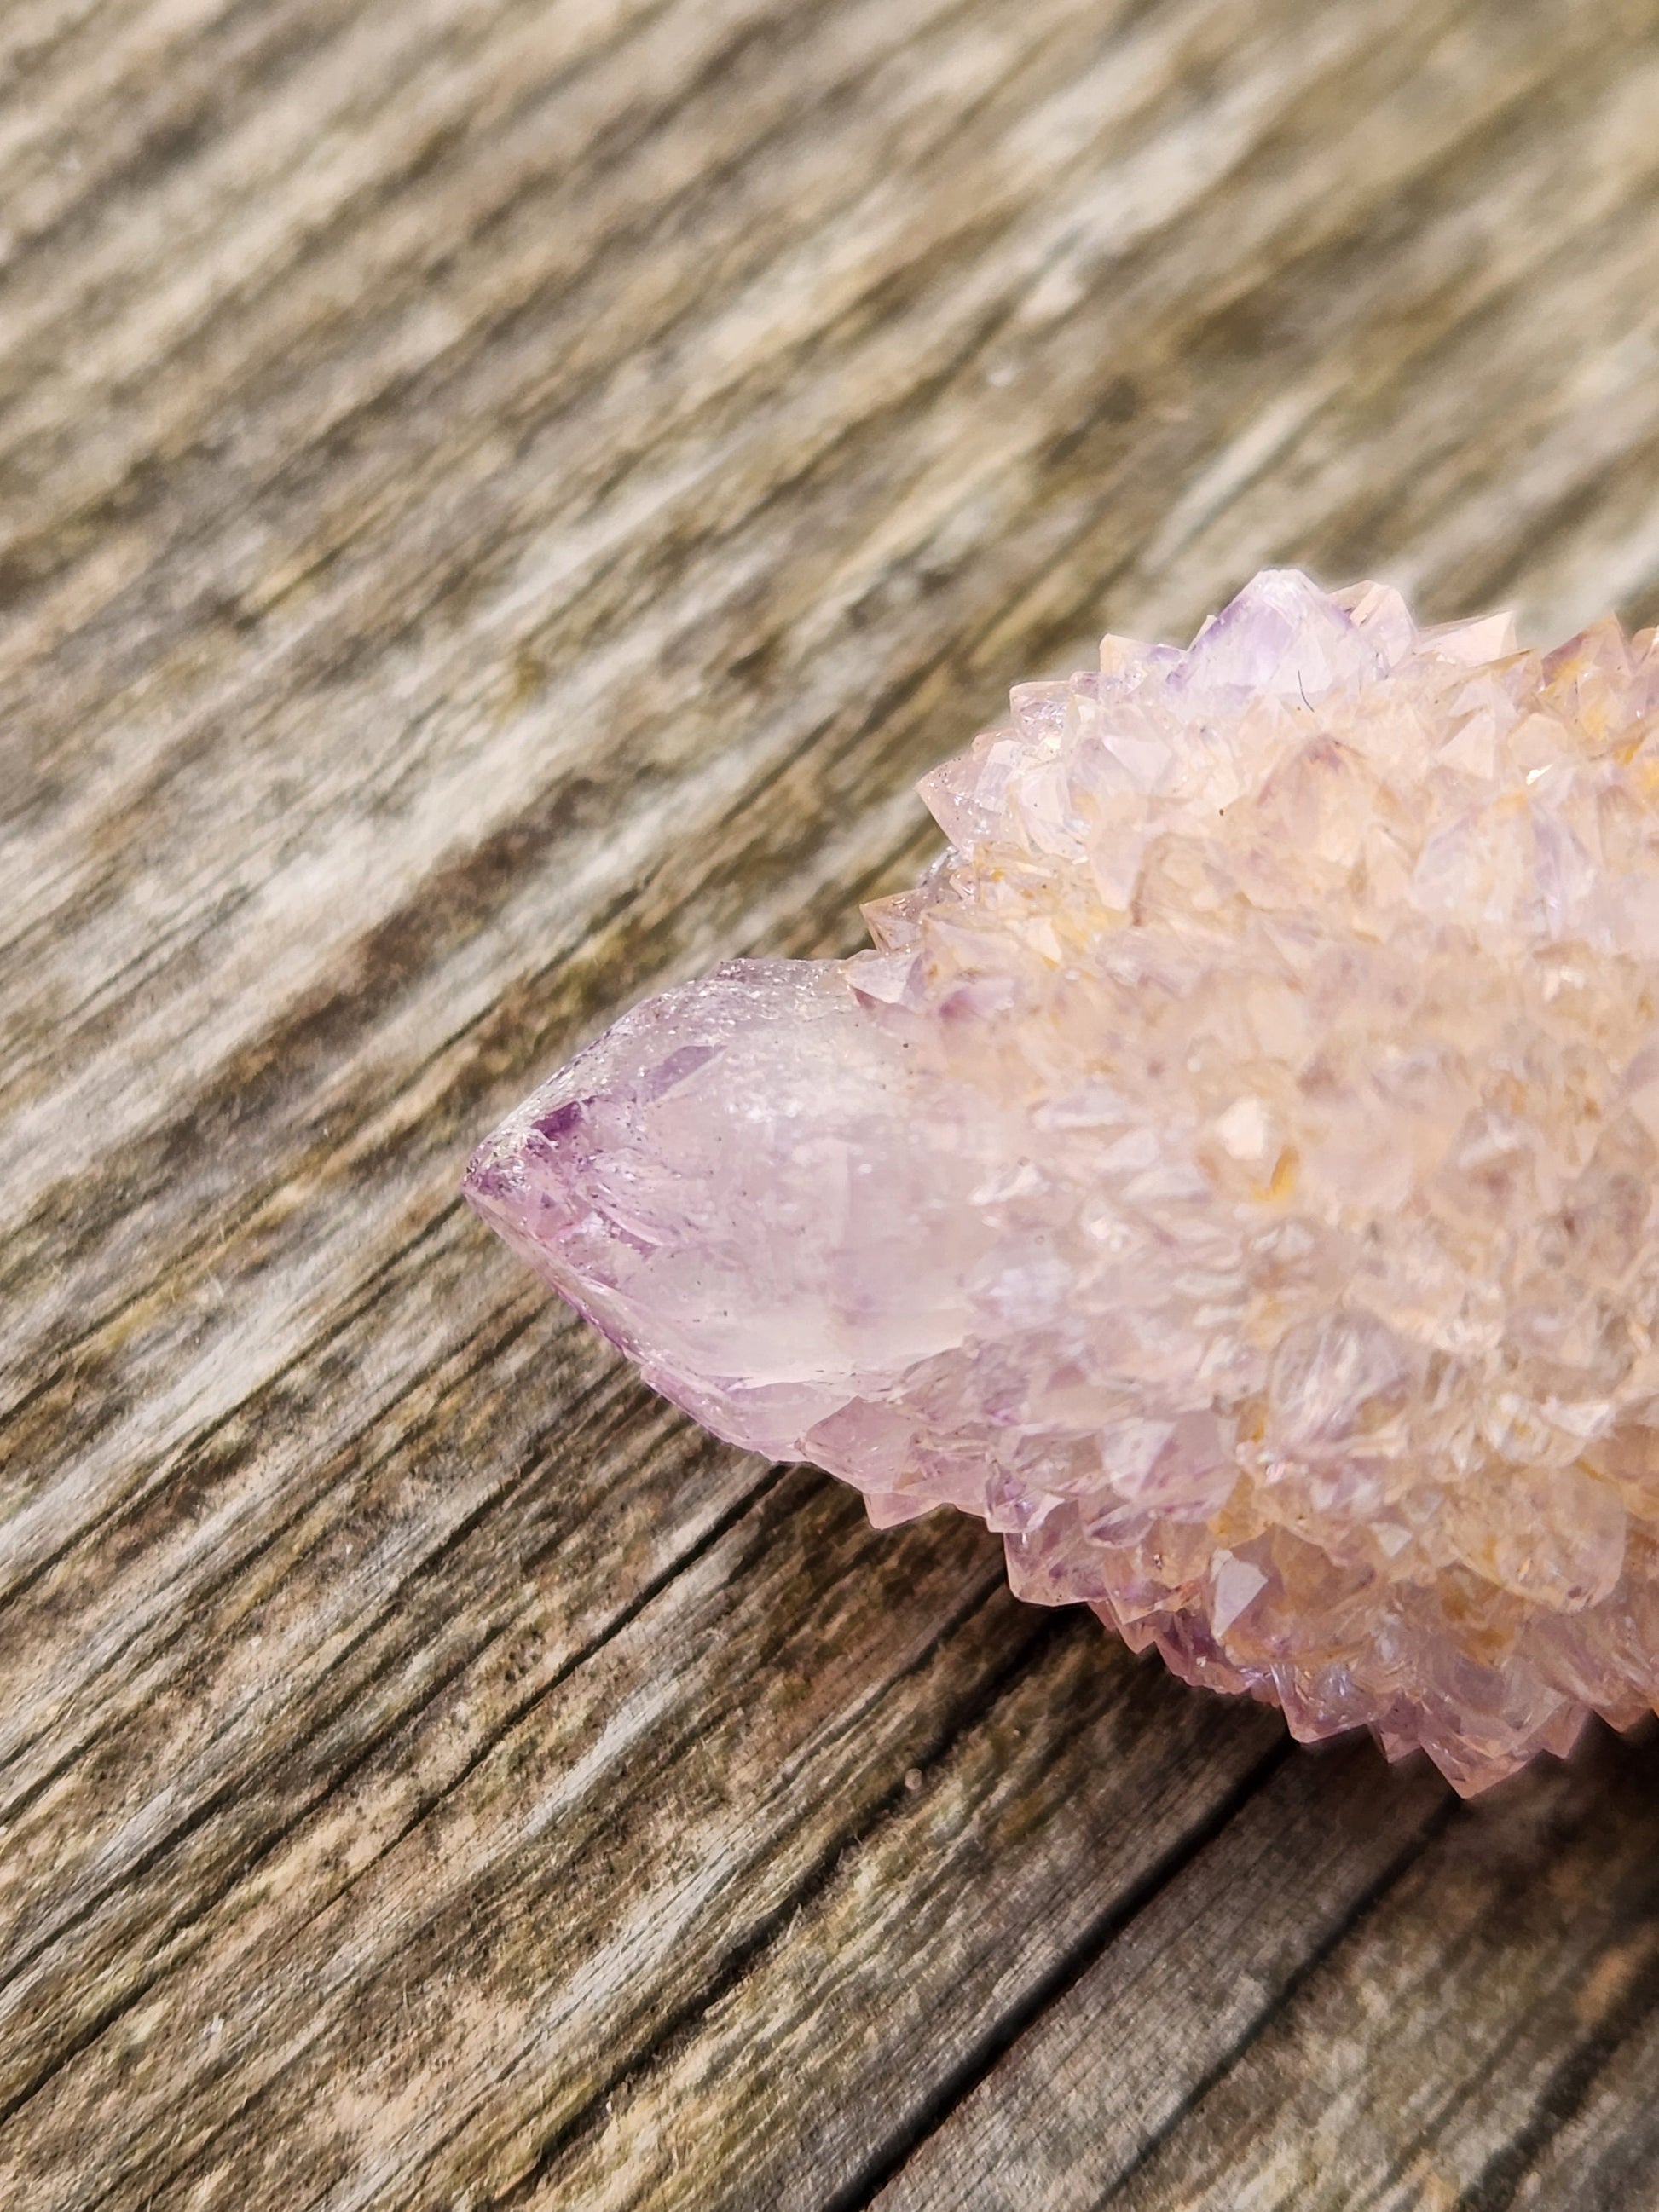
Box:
[466,570,1659,1794]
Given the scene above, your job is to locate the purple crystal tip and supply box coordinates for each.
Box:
[466,569,1659,1795]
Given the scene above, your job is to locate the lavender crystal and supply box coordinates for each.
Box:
[466,569,1659,1793]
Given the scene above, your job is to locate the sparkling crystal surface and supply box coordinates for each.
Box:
[465,570,1659,1793]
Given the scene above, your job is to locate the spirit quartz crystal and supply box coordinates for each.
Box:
[465,569,1659,1793]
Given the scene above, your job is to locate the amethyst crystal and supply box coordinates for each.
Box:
[467,570,1659,1793]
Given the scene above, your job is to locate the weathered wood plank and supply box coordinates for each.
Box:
[865,1744,1454,2212]
[541,1735,1448,2212]
[5,0,1659,2204]
[1105,1728,1659,2211]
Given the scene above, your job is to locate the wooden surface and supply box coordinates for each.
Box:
[8,0,1659,2204]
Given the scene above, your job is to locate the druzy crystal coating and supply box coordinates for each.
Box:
[466,569,1659,1793]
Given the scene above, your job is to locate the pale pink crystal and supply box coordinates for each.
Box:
[465,570,1659,1794]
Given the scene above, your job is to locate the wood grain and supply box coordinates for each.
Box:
[6,0,1659,2205]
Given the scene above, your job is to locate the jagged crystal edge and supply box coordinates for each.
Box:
[466,568,1659,1796]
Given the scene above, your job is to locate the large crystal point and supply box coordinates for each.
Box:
[465,569,1659,1794]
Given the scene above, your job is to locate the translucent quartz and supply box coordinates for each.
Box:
[465,570,1659,1794]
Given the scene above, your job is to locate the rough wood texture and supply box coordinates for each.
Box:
[7,1,1659,2204]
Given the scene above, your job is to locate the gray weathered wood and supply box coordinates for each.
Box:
[6,0,1659,2204]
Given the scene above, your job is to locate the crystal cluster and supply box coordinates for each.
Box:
[466,570,1659,1793]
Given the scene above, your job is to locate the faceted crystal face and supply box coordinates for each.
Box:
[465,569,1659,1794]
